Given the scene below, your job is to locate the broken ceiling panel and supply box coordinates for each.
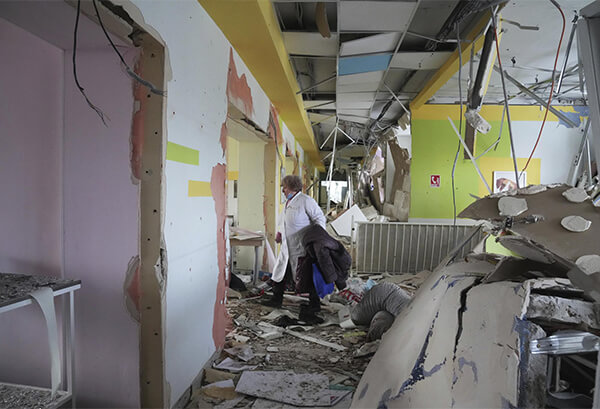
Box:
[339,1,417,32]
[459,185,600,262]
[353,259,496,408]
[282,32,339,56]
[390,51,453,70]
[340,32,401,56]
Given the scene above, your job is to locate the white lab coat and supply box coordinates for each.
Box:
[272,193,326,282]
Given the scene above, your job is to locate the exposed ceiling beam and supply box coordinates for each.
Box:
[410,9,494,111]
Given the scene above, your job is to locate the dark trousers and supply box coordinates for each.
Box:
[272,261,320,308]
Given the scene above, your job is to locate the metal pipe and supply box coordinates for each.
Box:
[568,119,591,185]
[296,74,336,95]
[556,14,579,94]
[319,122,337,149]
[448,117,493,195]
[491,10,521,188]
[499,68,580,128]
[384,84,411,117]
[325,128,337,214]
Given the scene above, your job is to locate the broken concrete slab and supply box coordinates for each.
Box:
[460,185,600,262]
[392,190,410,222]
[214,396,245,409]
[483,256,569,283]
[235,371,331,407]
[526,294,600,331]
[352,259,495,408]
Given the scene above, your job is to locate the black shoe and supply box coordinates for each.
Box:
[300,302,321,313]
[298,310,324,325]
[260,297,283,308]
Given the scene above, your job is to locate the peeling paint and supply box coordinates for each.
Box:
[457,357,478,383]
[359,383,369,400]
[220,122,228,158]
[124,255,141,322]
[268,105,282,146]
[430,274,447,290]
[211,163,230,348]
[382,312,445,406]
[227,48,254,119]
[557,106,589,128]
[130,58,145,183]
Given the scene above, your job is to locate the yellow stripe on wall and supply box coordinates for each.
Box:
[227,171,239,180]
[412,104,586,122]
[188,180,212,197]
[166,142,199,165]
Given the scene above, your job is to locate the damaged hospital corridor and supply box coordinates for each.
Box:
[2,0,600,408]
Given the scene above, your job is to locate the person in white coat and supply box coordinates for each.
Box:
[262,175,326,309]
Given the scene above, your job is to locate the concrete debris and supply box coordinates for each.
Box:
[204,368,238,384]
[214,396,245,409]
[560,215,592,232]
[354,184,600,408]
[200,380,238,401]
[498,196,528,216]
[576,254,600,275]
[213,357,258,373]
[526,294,600,331]
[285,329,346,351]
[234,334,250,344]
[353,340,380,358]
[224,345,255,362]
[235,371,331,407]
[330,205,366,238]
[562,187,589,203]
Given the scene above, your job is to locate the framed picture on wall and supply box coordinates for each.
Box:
[493,171,527,193]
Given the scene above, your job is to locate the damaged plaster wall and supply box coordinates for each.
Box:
[121,1,312,406]
[0,16,64,388]
[410,105,586,219]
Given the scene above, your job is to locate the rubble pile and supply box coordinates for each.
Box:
[184,272,429,409]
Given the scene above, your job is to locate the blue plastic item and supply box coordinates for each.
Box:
[312,264,334,299]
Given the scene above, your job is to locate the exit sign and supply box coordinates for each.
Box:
[430,175,441,188]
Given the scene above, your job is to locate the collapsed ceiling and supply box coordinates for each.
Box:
[274,0,592,168]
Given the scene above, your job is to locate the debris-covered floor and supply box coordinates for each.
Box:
[183,271,429,409]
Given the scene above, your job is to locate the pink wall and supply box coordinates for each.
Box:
[0,15,140,408]
[0,17,64,387]
[62,48,140,408]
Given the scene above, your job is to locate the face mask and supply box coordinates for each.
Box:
[286,192,294,200]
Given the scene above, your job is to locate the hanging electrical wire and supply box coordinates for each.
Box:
[92,0,165,96]
[73,0,108,125]
[451,23,463,226]
[491,7,521,188]
[520,0,566,176]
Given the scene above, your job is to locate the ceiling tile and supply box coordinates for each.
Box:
[339,54,392,75]
[340,32,401,56]
[282,32,339,56]
[339,1,417,32]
